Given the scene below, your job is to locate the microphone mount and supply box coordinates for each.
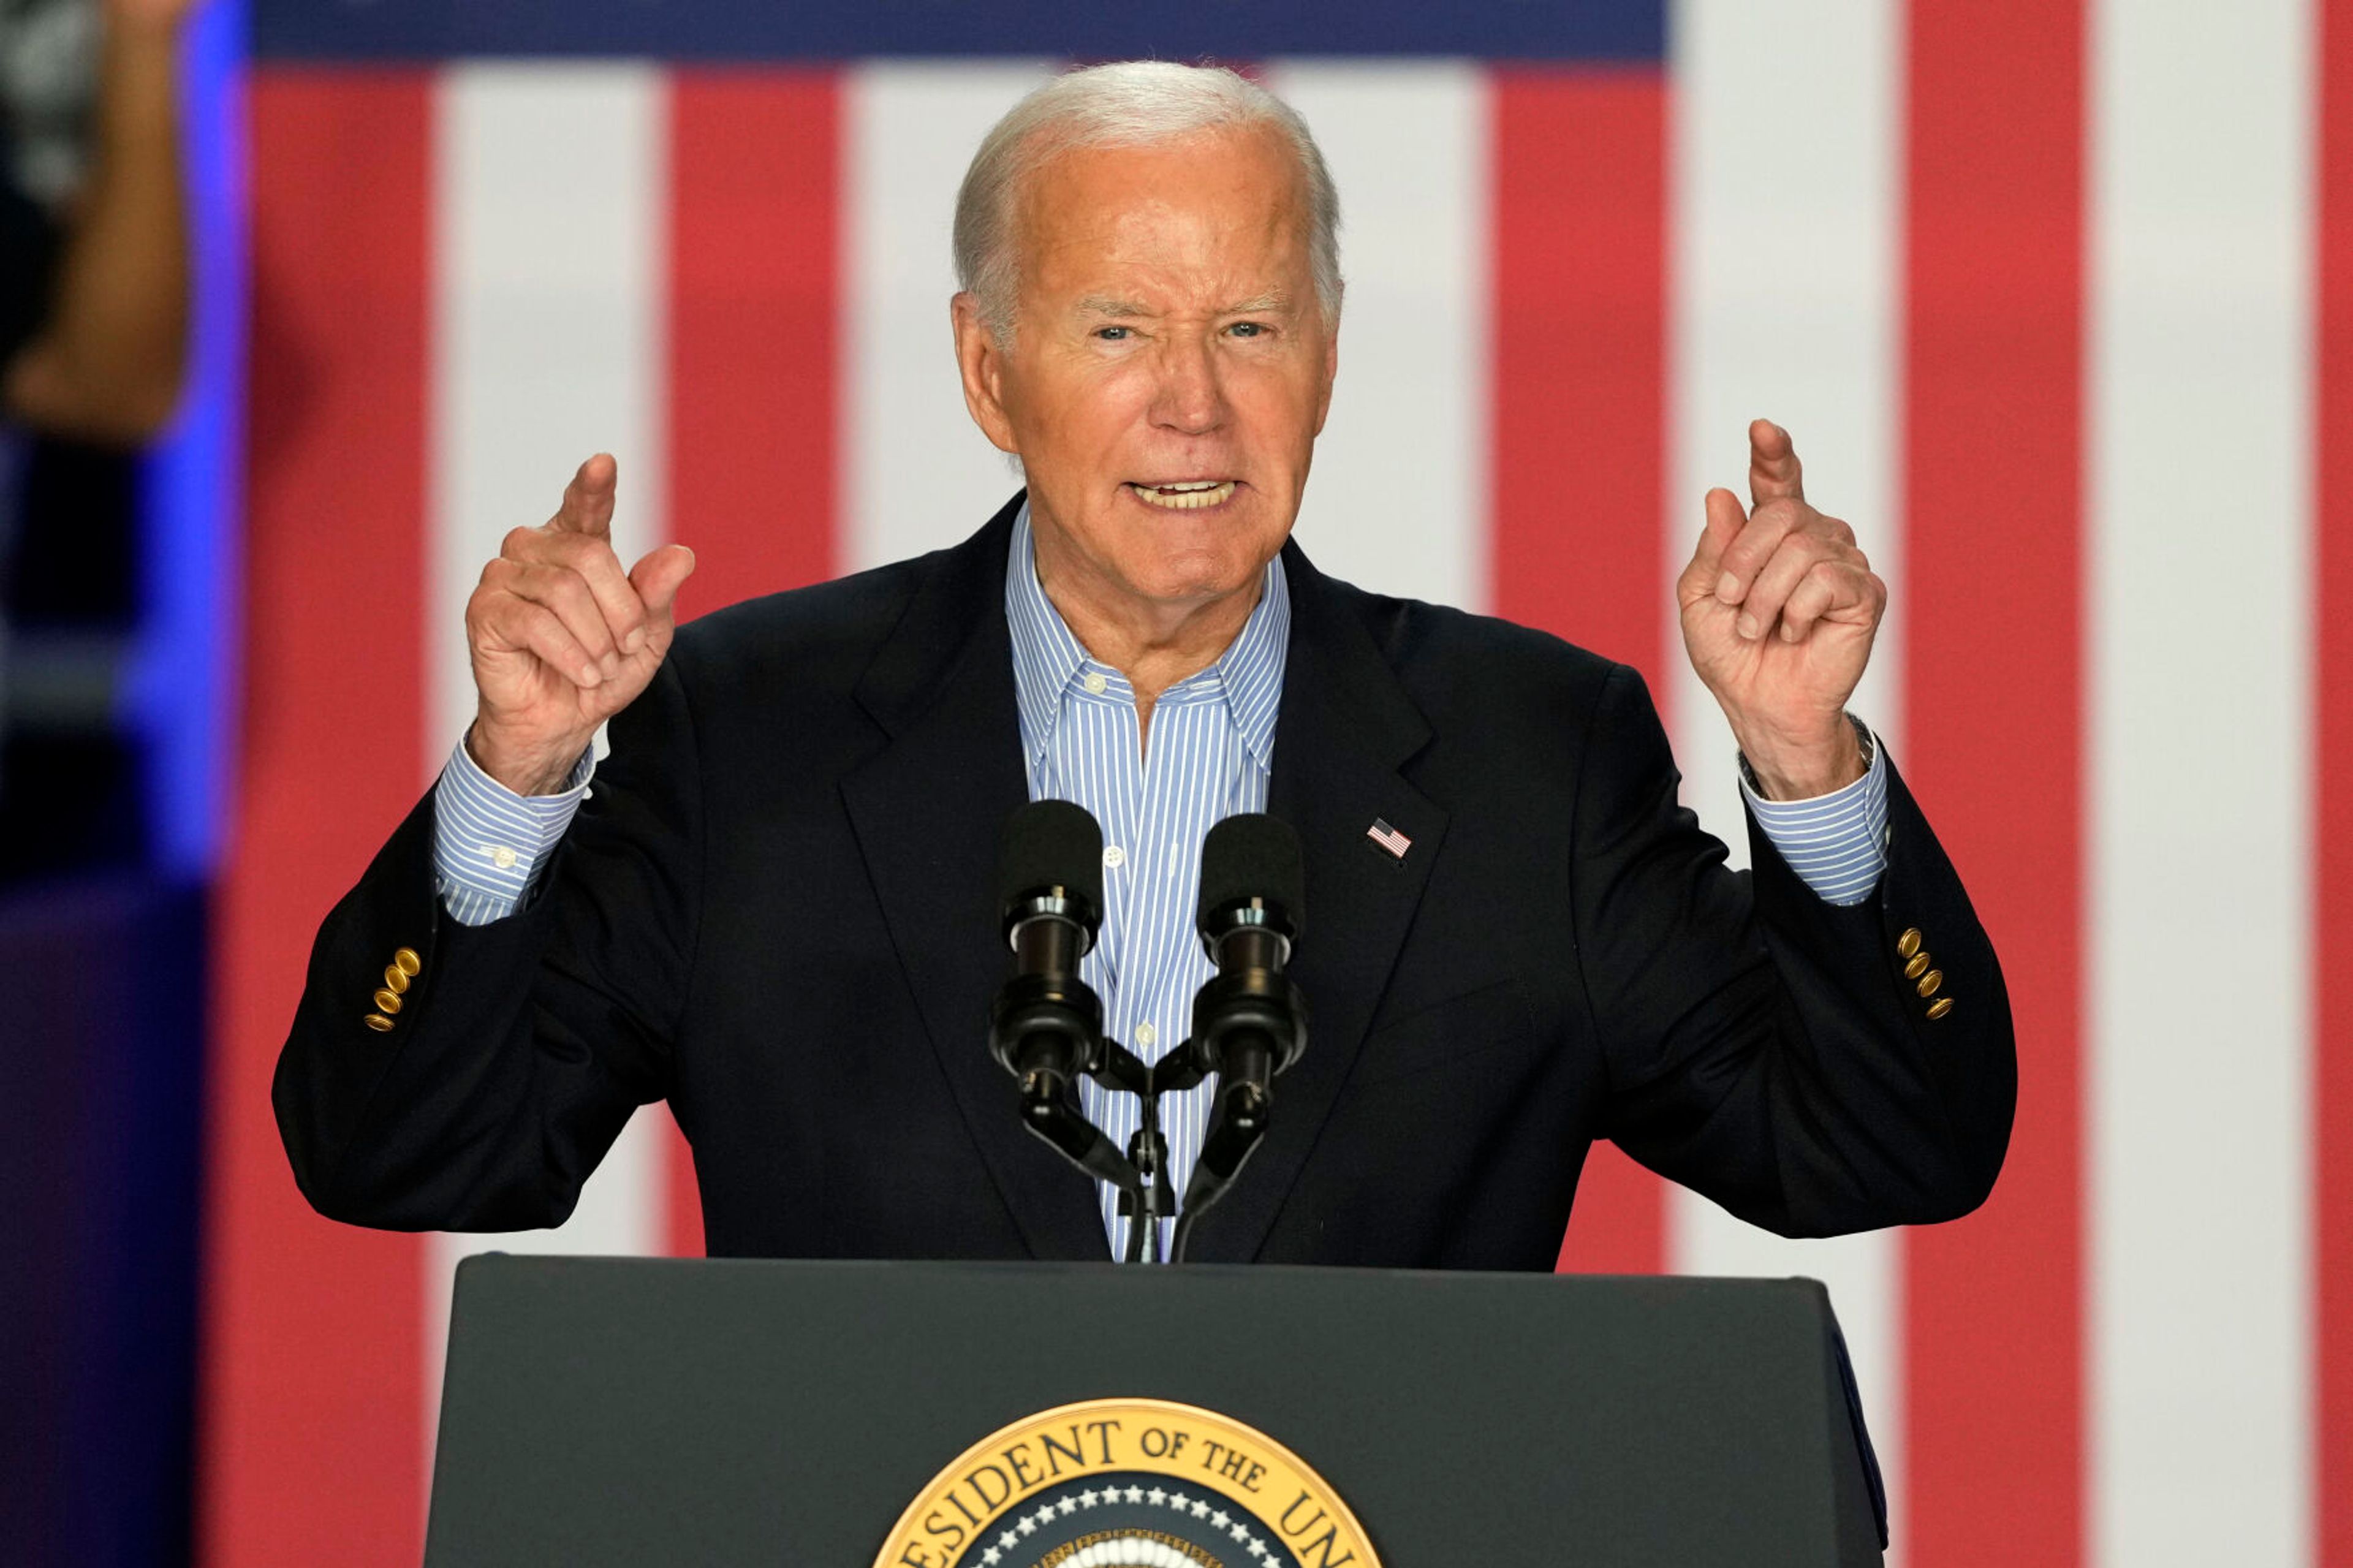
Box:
[988,804,1308,1265]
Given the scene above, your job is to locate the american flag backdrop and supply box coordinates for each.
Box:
[205,1,2353,1564]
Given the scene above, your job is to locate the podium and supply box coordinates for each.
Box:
[424,1256,1885,1567]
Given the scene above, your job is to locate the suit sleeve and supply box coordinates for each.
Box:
[270,653,705,1232]
[1573,662,2016,1237]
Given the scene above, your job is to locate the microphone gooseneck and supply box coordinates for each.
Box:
[988,800,1107,1109]
[1167,814,1309,1261]
[1189,814,1309,1131]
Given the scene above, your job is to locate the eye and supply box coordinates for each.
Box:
[1227,321,1267,338]
[1094,325,1131,341]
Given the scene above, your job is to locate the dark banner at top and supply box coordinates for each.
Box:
[250,0,1666,63]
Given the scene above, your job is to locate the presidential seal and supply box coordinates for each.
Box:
[875,1397,1380,1568]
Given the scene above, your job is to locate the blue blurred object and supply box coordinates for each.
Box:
[251,0,1665,62]
[125,0,244,881]
[0,874,205,1568]
[0,7,240,1564]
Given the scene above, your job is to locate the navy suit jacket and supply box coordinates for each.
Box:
[274,494,2015,1266]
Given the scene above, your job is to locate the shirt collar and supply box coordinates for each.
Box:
[1005,502,1289,772]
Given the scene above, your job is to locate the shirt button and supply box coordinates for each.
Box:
[1135,1022,1158,1048]
[488,846,518,871]
[1083,672,1108,695]
[1103,845,1126,869]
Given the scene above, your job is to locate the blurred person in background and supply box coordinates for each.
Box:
[0,0,193,881]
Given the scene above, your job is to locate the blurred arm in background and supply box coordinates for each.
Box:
[3,0,195,444]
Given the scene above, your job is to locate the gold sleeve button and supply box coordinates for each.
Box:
[363,1012,395,1033]
[382,964,411,995]
[393,947,423,977]
[1926,997,1955,1021]
[1896,928,1922,960]
[373,988,403,1014]
[1904,952,1931,980]
[1916,969,1944,998]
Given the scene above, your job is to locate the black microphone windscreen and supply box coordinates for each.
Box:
[998,799,1105,911]
[1197,814,1305,935]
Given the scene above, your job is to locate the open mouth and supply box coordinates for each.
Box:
[1126,479,1237,511]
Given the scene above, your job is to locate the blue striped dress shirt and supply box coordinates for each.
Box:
[431,505,1890,1259]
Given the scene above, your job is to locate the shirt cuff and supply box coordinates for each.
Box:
[431,735,595,926]
[1738,719,1890,907]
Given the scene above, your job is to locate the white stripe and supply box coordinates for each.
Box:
[1260,62,1490,612]
[1664,3,1908,1553]
[843,61,1053,572]
[2087,0,2314,1559]
[423,62,673,1472]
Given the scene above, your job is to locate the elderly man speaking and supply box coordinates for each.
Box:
[274,62,2013,1269]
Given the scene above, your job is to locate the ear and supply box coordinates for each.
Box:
[1310,317,1339,437]
[951,292,1021,455]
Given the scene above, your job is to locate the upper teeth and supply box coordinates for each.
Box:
[1131,480,1235,510]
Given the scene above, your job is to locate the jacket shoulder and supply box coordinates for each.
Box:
[1320,572,1639,725]
[663,550,934,697]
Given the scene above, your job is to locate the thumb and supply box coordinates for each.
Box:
[629,543,698,623]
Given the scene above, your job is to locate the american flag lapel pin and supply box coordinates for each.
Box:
[1365,817,1412,862]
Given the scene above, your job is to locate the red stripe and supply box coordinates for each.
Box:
[1900,4,2085,1562]
[1487,69,1671,1276]
[202,71,432,1567]
[662,70,841,1256]
[2315,0,2353,1557]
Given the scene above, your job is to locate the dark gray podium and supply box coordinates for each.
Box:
[423,1256,1884,1567]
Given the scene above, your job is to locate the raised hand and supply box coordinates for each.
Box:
[1676,420,1885,800]
[463,455,696,795]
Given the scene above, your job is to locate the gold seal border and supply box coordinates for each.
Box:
[873,1395,1381,1568]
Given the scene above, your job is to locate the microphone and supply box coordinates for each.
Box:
[1188,813,1308,1134]
[988,800,1107,1110]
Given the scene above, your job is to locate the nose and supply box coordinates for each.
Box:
[1149,332,1226,437]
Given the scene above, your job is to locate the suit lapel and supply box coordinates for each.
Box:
[838,496,1110,1262]
[1182,545,1447,1263]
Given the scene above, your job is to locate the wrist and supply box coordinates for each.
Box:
[464,719,588,798]
[1735,713,1868,801]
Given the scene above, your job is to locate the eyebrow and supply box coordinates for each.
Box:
[1074,290,1294,319]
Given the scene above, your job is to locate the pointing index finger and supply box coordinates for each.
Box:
[553,453,619,537]
[1747,419,1805,507]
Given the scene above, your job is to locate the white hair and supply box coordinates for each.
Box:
[952,61,1344,345]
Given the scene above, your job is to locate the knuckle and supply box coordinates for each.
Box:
[501,525,542,558]
[543,529,598,567]
[539,564,592,608]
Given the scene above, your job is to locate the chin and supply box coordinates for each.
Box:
[1120,543,1268,606]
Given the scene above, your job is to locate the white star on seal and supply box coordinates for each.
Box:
[1125,1487,1146,1504]
[998,1531,1018,1551]
[1058,1497,1078,1517]
[1145,1487,1167,1507]
[1016,1515,1039,1537]
[1078,1489,1100,1508]
[1189,1498,1212,1518]
[1211,1509,1231,1528]
[980,1550,1000,1566]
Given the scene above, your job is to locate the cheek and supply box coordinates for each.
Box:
[1032,357,1155,445]
[1229,363,1325,456]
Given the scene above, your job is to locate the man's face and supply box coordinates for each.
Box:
[953,126,1338,617]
